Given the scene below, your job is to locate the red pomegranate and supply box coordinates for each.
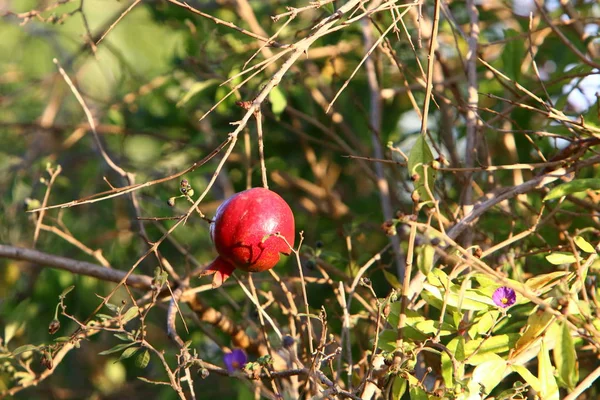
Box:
[201,188,295,288]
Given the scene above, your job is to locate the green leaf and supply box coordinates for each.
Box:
[416,245,435,275]
[464,334,520,365]
[539,339,560,400]
[468,310,499,339]
[553,322,578,390]
[544,178,600,201]
[391,377,407,400]
[4,322,20,345]
[105,303,120,314]
[545,252,578,265]
[377,330,399,352]
[153,267,169,287]
[135,350,150,369]
[121,306,139,324]
[422,283,494,311]
[378,329,424,351]
[409,386,427,400]
[383,270,401,289]
[25,198,41,211]
[97,313,113,321]
[118,346,139,361]
[59,285,75,298]
[574,236,596,253]
[176,79,219,107]
[387,307,453,336]
[413,320,454,336]
[407,135,436,203]
[12,344,37,356]
[470,355,508,395]
[114,333,134,342]
[502,29,523,82]
[511,364,541,393]
[4,300,33,345]
[269,86,287,116]
[98,342,136,356]
[442,336,464,387]
[428,266,450,283]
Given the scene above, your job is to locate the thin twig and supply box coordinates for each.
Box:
[96,0,141,45]
[33,165,62,246]
[255,109,269,189]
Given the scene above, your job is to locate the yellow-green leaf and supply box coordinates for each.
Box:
[422,283,494,311]
[407,135,436,203]
[539,339,559,400]
[464,334,520,365]
[442,336,465,387]
[383,270,401,290]
[409,386,427,400]
[121,306,139,324]
[512,364,541,393]
[553,322,578,390]
[118,346,139,361]
[574,236,596,253]
[99,343,136,356]
[135,350,150,369]
[59,285,75,298]
[471,355,508,395]
[391,377,407,400]
[416,245,435,275]
[468,310,499,339]
[544,178,600,201]
[12,344,38,356]
[545,252,578,265]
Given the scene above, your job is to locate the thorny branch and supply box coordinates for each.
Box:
[3,0,600,399]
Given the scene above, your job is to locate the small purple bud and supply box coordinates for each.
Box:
[282,335,295,349]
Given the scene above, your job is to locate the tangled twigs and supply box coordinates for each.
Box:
[3,0,75,25]
[5,0,600,398]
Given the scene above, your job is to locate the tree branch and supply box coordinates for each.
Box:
[0,244,152,289]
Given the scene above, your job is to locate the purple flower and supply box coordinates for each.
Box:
[492,286,516,308]
[224,349,247,373]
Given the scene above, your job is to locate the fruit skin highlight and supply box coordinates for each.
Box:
[201,188,295,288]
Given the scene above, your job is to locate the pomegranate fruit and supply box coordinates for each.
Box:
[201,188,295,288]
